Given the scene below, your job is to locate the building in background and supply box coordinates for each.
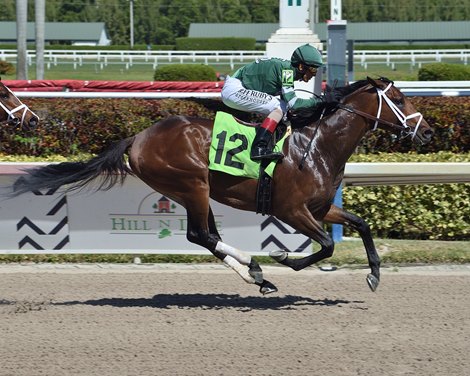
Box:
[189,21,470,46]
[0,22,110,46]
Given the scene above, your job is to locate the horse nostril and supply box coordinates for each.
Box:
[29,116,39,128]
[424,129,434,139]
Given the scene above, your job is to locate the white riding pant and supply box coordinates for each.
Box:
[221,76,287,116]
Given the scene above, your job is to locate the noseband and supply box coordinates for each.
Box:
[338,82,423,140]
[0,85,38,127]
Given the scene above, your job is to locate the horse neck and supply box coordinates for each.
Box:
[305,108,369,171]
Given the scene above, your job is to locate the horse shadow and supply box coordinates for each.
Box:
[53,293,364,311]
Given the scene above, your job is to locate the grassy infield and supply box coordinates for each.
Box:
[2,60,469,266]
[2,60,456,82]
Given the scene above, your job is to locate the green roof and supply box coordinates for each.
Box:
[189,21,470,44]
[189,23,279,43]
[0,22,110,45]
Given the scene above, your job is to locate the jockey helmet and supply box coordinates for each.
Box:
[291,44,323,68]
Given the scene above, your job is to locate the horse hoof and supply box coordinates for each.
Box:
[269,249,287,262]
[259,280,278,295]
[366,274,380,292]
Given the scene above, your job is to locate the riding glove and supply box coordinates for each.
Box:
[323,91,341,105]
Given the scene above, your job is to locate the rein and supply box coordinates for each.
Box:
[337,104,405,131]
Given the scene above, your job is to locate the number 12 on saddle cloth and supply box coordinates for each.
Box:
[208,111,287,178]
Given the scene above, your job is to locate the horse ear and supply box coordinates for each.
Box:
[366,76,378,88]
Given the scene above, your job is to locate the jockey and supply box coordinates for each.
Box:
[221,43,335,161]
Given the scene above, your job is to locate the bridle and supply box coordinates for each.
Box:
[0,84,39,127]
[297,81,425,170]
[337,82,423,140]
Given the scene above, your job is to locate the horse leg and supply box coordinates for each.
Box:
[270,208,335,271]
[208,206,277,294]
[187,203,277,294]
[206,207,258,284]
[323,204,381,292]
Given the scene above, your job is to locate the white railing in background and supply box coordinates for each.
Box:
[393,81,470,96]
[355,49,470,68]
[0,49,266,70]
[1,49,469,70]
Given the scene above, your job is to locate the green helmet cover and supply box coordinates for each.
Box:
[291,44,323,67]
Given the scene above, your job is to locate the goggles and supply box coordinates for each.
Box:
[306,66,318,74]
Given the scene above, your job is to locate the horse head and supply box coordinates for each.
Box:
[362,77,434,145]
[0,80,39,131]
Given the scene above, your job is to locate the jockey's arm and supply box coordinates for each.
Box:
[281,86,323,111]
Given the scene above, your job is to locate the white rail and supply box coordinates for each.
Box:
[343,163,470,185]
[355,49,470,68]
[0,49,266,70]
[1,49,469,70]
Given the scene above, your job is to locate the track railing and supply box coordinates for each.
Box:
[1,49,469,70]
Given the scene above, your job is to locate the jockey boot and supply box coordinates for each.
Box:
[250,119,284,161]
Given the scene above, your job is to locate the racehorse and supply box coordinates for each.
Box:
[11,77,433,295]
[0,80,39,130]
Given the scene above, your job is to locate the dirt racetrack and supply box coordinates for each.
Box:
[0,263,469,376]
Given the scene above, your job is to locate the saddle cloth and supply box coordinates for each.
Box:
[208,111,287,178]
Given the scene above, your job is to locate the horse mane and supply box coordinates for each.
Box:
[331,79,369,98]
[288,79,374,129]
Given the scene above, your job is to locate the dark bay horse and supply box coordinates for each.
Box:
[0,80,39,129]
[12,77,433,294]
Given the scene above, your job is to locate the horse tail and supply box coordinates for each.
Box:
[12,137,135,196]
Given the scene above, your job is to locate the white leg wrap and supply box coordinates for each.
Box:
[223,256,256,284]
[215,241,251,266]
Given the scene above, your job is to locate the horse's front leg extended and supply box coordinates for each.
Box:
[324,204,381,291]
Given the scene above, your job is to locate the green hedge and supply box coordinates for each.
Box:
[0,60,15,75]
[153,64,217,81]
[0,98,215,155]
[418,63,470,81]
[344,183,470,240]
[1,96,468,156]
[175,37,256,50]
[356,96,469,154]
[344,152,470,241]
